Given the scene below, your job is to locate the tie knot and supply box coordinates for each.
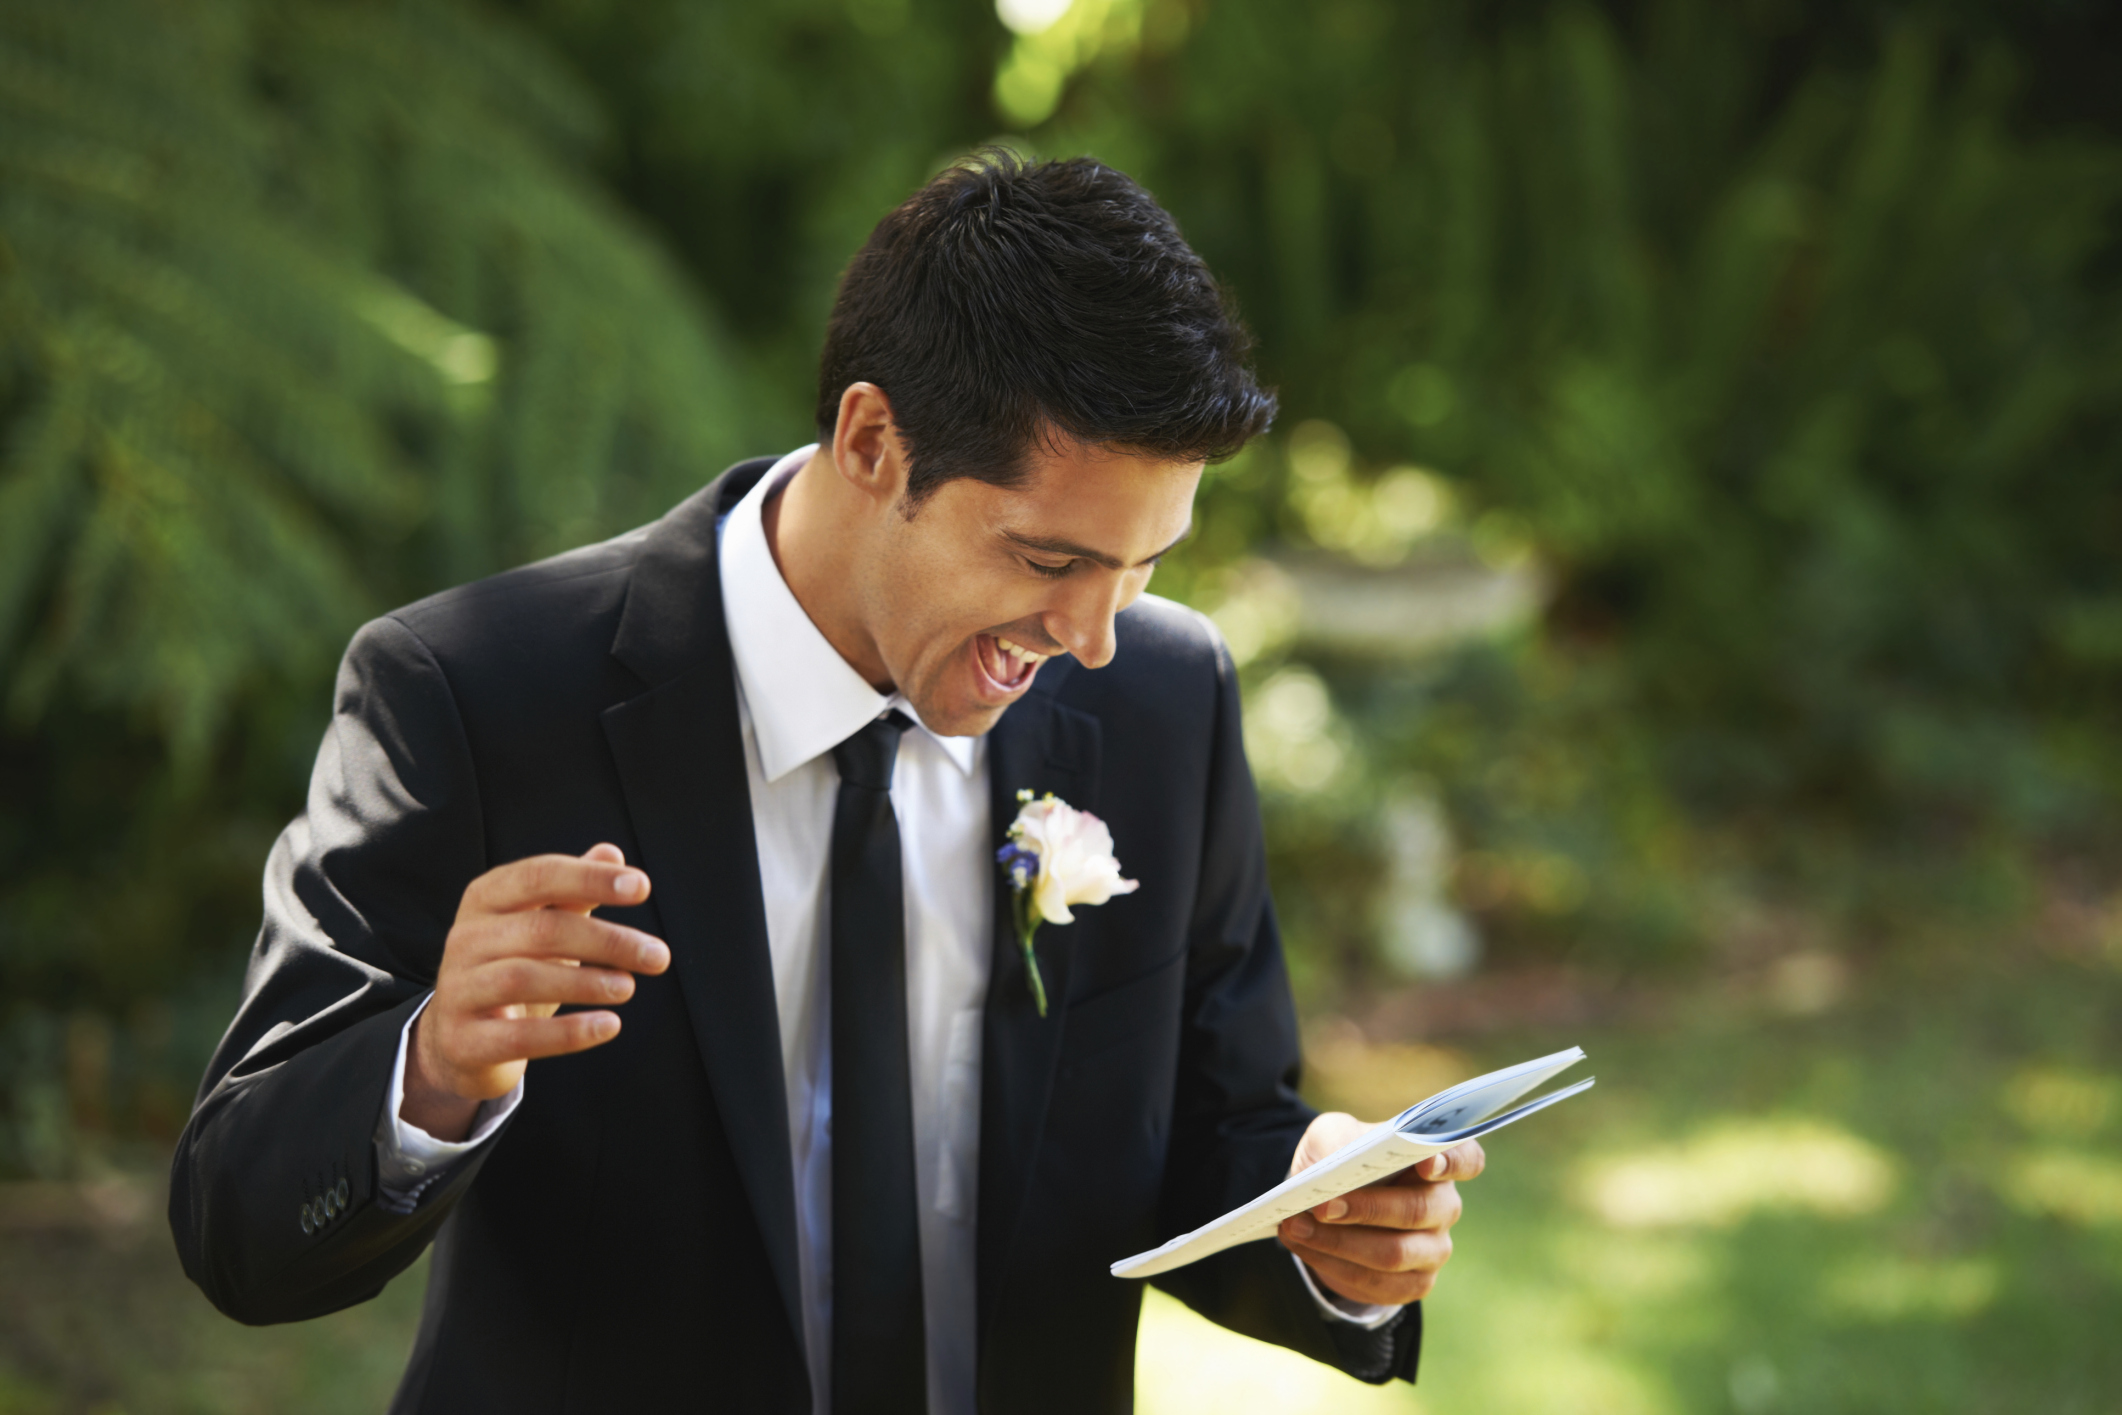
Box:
[832,709,911,792]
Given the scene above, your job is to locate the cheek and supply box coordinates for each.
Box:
[938,562,1049,631]
[872,520,1053,660]
[878,557,1015,665]
[874,529,976,625]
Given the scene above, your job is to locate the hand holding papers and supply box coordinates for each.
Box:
[1112,1047,1593,1280]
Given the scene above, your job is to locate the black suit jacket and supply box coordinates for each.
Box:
[169,459,1420,1412]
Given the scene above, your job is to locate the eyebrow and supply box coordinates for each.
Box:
[1002,525,1194,571]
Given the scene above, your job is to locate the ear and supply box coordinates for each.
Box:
[829,382,909,506]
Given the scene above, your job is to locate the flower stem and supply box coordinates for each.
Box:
[1009,887,1051,1017]
[1019,929,1048,1017]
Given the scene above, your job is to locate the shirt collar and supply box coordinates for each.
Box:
[718,445,977,784]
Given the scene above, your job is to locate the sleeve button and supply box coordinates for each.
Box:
[299,1205,314,1235]
[336,1178,351,1208]
[323,1190,339,1218]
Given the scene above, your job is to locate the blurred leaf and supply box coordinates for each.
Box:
[0,0,756,1008]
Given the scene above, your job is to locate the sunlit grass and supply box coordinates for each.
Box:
[1574,1117,1898,1228]
[1133,947,2122,1414]
[1820,1255,2000,1322]
[2004,1064,2120,1138]
[1135,1289,1414,1414]
[2011,1149,2122,1228]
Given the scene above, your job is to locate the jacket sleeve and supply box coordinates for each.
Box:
[1147,625,1420,1385]
[168,613,504,1325]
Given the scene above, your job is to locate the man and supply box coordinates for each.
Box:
[170,152,1483,1414]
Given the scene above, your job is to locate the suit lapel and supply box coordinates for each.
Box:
[599,460,807,1355]
[976,678,1102,1339]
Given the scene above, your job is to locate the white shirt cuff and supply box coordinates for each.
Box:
[373,993,523,1212]
[1292,1252,1404,1329]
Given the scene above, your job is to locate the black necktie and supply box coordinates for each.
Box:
[830,709,926,1415]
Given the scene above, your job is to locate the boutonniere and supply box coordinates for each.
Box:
[995,790,1140,1017]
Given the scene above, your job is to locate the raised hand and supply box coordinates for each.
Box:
[401,843,669,1140]
[1276,1111,1485,1308]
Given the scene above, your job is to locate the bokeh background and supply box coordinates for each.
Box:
[3,0,2120,1410]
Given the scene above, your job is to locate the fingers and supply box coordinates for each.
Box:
[1282,1211,1454,1275]
[1289,1246,1443,1307]
[462,849,650,917]
[1310,1179,1461,1233]
[1276,1137,1482,1306]
[1299,1139,1482,1227]
[558,843,629,916]
[451,1011,625,1068]
[453,957,639,1015]
[1414,1140,1486,1184]
[421,846,652,1106]
[455,909,669,974]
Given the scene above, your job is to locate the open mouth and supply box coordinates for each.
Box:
[974,633,1050,698]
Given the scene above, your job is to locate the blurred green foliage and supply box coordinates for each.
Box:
[0,0,757,1017]
[1041,0,2122,979]
[1,0,2119,1171]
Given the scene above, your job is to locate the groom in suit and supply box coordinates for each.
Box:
[170,152,1484,1414]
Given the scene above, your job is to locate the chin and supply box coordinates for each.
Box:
[910,694,1008,739]
[903,636,1040,737]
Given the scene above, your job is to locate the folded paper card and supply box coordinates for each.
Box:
[1111,1047,1594,1280]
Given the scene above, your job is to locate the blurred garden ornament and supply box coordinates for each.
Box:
[1378,789,1482,980]
[996,790,1139,1016]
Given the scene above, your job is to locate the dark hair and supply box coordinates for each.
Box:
[815,150,1276,502]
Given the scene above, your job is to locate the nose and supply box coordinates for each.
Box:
[1040,571,1132,670]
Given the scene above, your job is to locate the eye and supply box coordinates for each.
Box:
[1025,558,1074,580]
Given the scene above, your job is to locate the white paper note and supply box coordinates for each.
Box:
[1111,1047,1593,1280]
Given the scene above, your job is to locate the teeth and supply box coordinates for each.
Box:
[995,637,1047,665]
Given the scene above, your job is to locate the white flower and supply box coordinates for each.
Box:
[996,790,1140,1017]
[1005,792,1139,926]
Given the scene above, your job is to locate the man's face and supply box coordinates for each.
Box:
[865,438,1203,737]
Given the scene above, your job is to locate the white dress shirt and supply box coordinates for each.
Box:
[717,446,993,1414]
[374,445,1393,1413]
